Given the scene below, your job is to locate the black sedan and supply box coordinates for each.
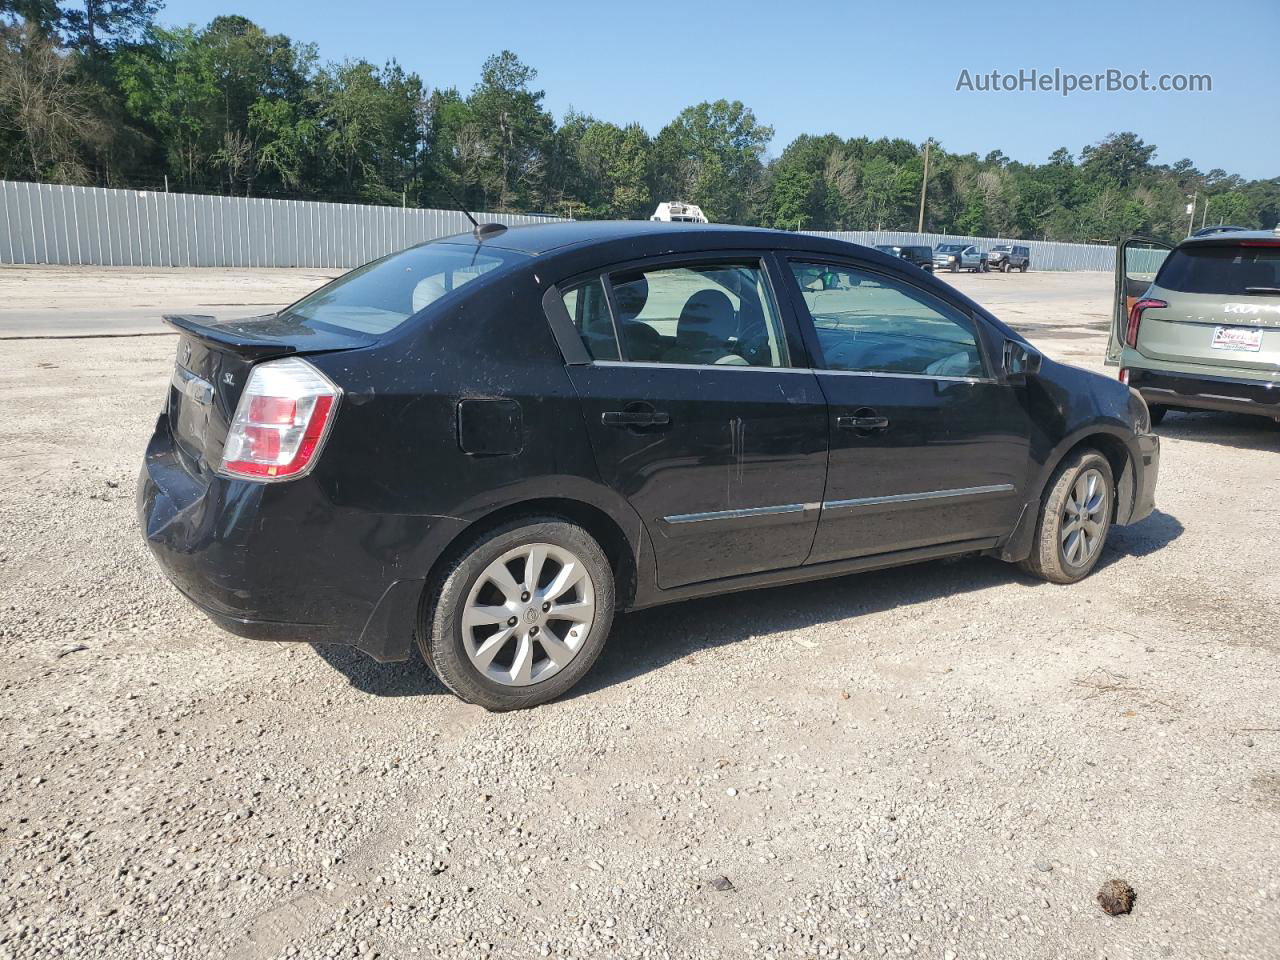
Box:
[139,221,1159,710]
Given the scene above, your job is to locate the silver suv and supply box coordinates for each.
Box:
[933,244,989,273]
[1108,229,1280,424]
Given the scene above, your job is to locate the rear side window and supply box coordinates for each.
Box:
[789,262,986,378]
[1155,245,1280,296]
[282,244,525,335]
[607,262,788,367]
[563,278,619,361]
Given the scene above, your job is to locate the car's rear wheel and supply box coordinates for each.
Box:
[1019,449,1114,585]
[1020,262,1029,273]
[419,517,615,710]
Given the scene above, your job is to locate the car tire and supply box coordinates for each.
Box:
[950,262,959,273]
[1020,263,1029,273]
[418,517,616,711]
[1148,405,1167,426]
[1001,261,1010,273]
[1019,449,1115,585]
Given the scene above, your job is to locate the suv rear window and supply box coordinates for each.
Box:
[282,243,526,335]
[1155,244,1280,296]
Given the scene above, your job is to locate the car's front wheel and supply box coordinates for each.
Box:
[420,517,615,710]
[1019,449,1114,585]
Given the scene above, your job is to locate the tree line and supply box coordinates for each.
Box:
[2,1,1278,244]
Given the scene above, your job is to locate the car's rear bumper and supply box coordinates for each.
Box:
[137,413,459,661]
[1128,367,1280,419]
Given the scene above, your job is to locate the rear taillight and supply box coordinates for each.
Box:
[1119,367,1130,385]
[221,357,340,481]
[1126,298,1167,348]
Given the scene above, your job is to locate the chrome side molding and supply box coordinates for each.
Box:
[662,484,1014,525]
[664,502,820,524]
[822,484,1015,511]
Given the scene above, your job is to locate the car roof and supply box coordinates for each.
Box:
[435,219,781,256]
[1179,228,1280,248]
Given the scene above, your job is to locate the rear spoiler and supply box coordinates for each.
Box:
[163,313,371,360]
[164,314,299,360]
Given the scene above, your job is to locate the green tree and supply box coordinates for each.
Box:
[464,50,553,211]
[653,99,771,223]
[1081,131,1156,188]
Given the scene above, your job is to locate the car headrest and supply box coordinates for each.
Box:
[676,289,737,346]
[612,276,649,322]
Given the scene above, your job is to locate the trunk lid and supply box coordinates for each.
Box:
[1136,240,1280,373]
[1136,291,1280,373]
[163,313,370,474]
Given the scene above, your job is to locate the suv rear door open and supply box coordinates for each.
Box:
[1108,237,1172,365]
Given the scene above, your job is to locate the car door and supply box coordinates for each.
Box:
[549,255,829,589]
[780,257,1031,565]
[1107,237,1173,364]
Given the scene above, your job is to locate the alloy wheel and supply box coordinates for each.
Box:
[1060,468,1108,567]
[461,543,596,686]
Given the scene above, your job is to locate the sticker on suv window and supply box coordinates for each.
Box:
[1211,326,1264,352]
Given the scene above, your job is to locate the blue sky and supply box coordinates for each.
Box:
[158,0,1276,179]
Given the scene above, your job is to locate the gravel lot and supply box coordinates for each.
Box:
[1,266,1278,960]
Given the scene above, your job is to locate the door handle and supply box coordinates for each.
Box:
[602,410,671,427]
[836,412,890,432]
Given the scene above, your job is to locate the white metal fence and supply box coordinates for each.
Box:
[807,230,1118,272]
[1,180,1128,272]
[0,180,562,268]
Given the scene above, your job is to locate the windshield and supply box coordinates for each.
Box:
[937,244,965,253]
[1155,244,1280,296]
[992,245,1012,252]
[281,243,526,335]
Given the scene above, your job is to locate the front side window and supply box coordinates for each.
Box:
[606,262,787,367]
[789,262,987,378]
[282,243,525,335]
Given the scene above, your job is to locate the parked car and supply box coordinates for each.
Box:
[933,243,989,273]
[1109,228,1280,425]
[874,244,935,272]
[1190,225,1247,238]
[140,222,1159,710]
[650,201,707,223]
[988,244,1031,273]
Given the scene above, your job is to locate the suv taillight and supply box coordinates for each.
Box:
[221,357,340,481]
[1126,298,1167,349]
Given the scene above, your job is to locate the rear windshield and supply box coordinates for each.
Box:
[281,243,526,335]
[1155,244,1280,296]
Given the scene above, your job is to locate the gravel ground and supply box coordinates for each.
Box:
[0,267,1278,960]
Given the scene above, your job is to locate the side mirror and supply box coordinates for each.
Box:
[1003,339,1043,380]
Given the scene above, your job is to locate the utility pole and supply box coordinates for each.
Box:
[1186,191,1197,237]
[917,139,931,233]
